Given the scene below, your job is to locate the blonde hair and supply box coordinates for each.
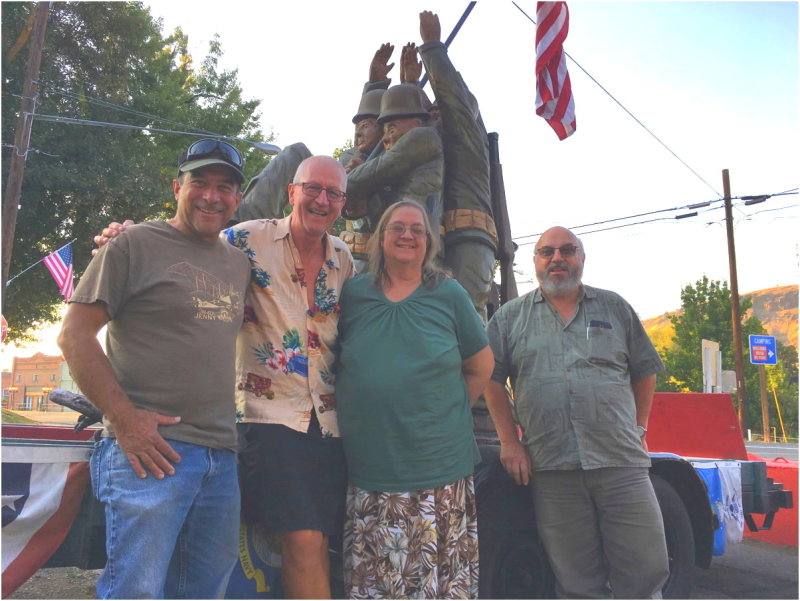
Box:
[366,200,448,290]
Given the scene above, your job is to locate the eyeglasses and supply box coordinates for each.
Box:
[294,182,346,203]
[383,223,429,238]
[181,139,244,168]
[535,245,579,258]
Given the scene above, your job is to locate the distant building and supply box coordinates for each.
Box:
[58,361,81,394]
[8,353,65,411]
[2,371,11,408]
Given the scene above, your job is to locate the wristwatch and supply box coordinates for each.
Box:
[636,425,648,437]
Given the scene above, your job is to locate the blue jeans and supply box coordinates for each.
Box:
[91,438,240,599]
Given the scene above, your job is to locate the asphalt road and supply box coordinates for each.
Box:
[745,442,798,461]
[692,538,798,599]
[10,540,798,600]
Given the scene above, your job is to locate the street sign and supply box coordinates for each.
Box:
[749,335,777,365]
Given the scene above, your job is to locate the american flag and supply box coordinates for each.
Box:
[43,243,74,301]
[535,2,576,140]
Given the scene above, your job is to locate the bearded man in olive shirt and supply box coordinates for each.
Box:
[484,226,669,599]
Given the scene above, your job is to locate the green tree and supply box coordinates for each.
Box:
[764,342,799,440]
[2,2,272,342]
[657,276,797,437]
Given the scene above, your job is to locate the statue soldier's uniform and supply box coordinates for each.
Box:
[339,89,386,272]
[343,84,444,257]
[419,40,498,319]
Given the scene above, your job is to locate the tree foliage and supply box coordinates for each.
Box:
[2,2,272,341]
[657,276,798,437]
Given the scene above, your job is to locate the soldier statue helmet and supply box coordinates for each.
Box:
[377,84,431,124]
[352,89,386,124]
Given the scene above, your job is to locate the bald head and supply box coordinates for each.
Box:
[534,226,585,298]
[536,226,583,254]
[294,155,347,189]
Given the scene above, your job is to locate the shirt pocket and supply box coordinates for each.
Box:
[586,325,625,367]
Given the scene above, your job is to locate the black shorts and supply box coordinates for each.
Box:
[237,413,347,536]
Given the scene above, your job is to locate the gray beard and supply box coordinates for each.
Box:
[539,277,580,296]
[537,264,583,297]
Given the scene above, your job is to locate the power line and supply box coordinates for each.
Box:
[513,191,797,244]
[39,82,223,137]
[746,204,799,217]
[511,1,722,198]
[512,198,720,241]
[28,113,281,154]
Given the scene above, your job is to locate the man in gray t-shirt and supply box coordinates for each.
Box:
[58,140,250,599]
[484,226,669,599]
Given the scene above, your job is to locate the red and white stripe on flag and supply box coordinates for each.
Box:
[535,1,576,140]
[2,426,93,597]
[42,243,74,301]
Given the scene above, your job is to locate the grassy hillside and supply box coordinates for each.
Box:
[643,284,798,350]
[2,409,39,424]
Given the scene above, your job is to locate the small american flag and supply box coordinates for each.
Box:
[535,2,576,140]
[43,243,74,301]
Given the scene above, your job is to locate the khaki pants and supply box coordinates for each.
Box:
[530,467,669,599]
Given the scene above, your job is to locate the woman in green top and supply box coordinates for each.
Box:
[336,200,494,599]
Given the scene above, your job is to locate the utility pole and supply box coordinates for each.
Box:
[722,169,747,433]
[2,2,50,303]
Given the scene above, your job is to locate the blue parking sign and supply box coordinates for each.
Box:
[749,335,777,365]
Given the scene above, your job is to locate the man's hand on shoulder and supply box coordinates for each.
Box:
[500,438,532,486]
[92,219,135,256]
[109,406,182,479]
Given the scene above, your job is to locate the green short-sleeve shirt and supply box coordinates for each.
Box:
[487,285,664,471]
[335,275,488,492]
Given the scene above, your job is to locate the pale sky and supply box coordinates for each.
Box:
[4,1,798,364]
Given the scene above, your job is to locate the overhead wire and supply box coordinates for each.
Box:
[511,198,721,241]
[22,113,279,154]
[38,83,222,136]
[513,191,797,244]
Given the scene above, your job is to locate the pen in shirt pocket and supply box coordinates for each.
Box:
[586,319,613,340]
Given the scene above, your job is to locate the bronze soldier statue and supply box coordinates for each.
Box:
[338,89,386,271]
[417,11,498,319]
[343,84,444,267]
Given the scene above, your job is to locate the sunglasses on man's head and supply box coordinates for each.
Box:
[179,139,244,168]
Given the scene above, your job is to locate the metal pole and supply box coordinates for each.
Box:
[758,365,769,442]
[771,384,788,443]
[2,2,50,303]
[419,1,477,88]
[723,169,747,432]
[368,2,476,164]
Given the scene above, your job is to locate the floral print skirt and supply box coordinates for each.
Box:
[343,475,479,599]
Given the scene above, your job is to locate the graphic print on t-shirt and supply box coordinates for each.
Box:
[166,261,244,322]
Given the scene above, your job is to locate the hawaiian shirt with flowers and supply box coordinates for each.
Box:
[223,217,355,437]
